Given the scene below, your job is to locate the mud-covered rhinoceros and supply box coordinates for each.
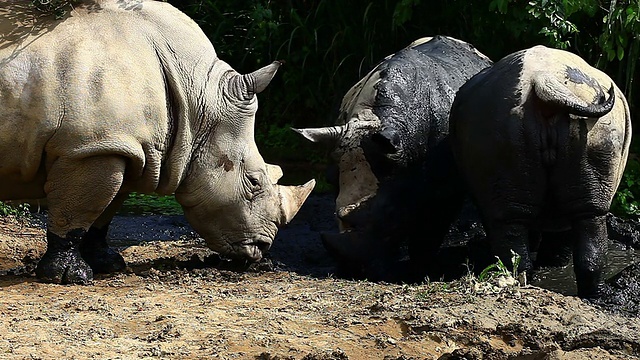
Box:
[293,36,492,281]
[0,0,315,284]
[449,45,631,298]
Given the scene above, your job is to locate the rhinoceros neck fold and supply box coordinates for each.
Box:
[136,2,228,195]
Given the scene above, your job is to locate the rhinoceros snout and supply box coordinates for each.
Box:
[335,201,374,233]
[232,239,272,262]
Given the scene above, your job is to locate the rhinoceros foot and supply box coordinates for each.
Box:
[79,226,127,274]
[81,248,126,274]
[35,229,94,284]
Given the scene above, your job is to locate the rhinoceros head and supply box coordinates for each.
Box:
[176,61,315,261]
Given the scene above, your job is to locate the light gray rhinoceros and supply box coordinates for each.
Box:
[0,0,315,284]
[449,45,631,298]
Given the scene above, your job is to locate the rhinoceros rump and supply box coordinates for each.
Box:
[294,36,492,282]
[0,0,314,284]
[449,45,631,298]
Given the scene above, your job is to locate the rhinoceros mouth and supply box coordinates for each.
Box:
[231,238,272,261]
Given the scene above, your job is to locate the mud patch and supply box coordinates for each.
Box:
[0,194,639,358]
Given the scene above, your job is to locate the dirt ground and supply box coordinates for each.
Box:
[0,194,639,359]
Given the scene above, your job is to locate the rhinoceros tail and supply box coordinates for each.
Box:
[532,74,615,118]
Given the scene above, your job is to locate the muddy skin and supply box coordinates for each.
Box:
[35,228,93,284]
[79,225,127,274]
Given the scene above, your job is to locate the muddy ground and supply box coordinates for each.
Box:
[0,194,639,359]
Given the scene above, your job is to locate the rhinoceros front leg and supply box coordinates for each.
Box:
[572,215,608,298]
[79,193,129,274]
[36,156,126,284]
[488,221,533,275]
[532,229,574,267]
[36,229,93,284]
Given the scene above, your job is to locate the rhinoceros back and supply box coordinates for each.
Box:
[0,0,223,198]
[371,36,492,162]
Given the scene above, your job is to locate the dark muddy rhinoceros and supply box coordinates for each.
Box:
[294,36,492,281]
[449,45,631,298]
[0,0,315,284]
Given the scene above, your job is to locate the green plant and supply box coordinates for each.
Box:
[121,193,183,216]
[478,250,522,283]
[598,1,640,105]
[0,202,31,219]
[612,157,640,218]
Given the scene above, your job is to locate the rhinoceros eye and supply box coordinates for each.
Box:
[244,174,262,200]
[247,174,261,191]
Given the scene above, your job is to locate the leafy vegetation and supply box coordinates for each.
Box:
[477,250,522,283]
[0,202,31,219]
[417,251,524,299]
[120,193,182,216]
[168,0,640,215]
[612,157,640,218]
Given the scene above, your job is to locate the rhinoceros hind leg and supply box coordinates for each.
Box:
[79,225,126,274]
[35,229,93,284]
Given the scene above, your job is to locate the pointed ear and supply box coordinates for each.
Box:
[266,164,283,183]
[229,61,284,100]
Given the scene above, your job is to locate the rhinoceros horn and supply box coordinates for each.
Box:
[265,163,315,224]
[229,61,284,100]
[291,125,346,144]
[278,179,316,225]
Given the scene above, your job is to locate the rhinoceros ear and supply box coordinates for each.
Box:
[291,125,345,145]
[266,164,283,183]
[228,61,283,100]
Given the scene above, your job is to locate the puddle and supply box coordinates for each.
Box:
[531,241,640,296]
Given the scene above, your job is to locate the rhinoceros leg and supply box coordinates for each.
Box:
[572,215,608,298]
[408,194,465,281]
[79,224,127,274]
[487,222,533,274]
[79,193,128,274]
[533,230,574,267]
[38,156,126,284]
[35,229,93,284]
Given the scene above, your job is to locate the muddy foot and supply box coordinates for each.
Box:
[35,230,93,284]
[35,248,93,284]
[80,246,126,274]
[79,226,127,274]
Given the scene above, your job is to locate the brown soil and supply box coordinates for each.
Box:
[0,199,639,359]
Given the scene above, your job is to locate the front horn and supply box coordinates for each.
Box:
[278,179,316,225]
[291,125,345,144]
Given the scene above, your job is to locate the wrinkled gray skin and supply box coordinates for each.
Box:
[0,0,315,284]
[449,45,631,298]
[294,36,493,281]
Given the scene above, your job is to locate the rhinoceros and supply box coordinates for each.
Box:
[449,45,631,298]
[0,0,315,284]
[293,36,492,281]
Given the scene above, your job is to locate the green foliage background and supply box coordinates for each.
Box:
[165,0,640,216]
